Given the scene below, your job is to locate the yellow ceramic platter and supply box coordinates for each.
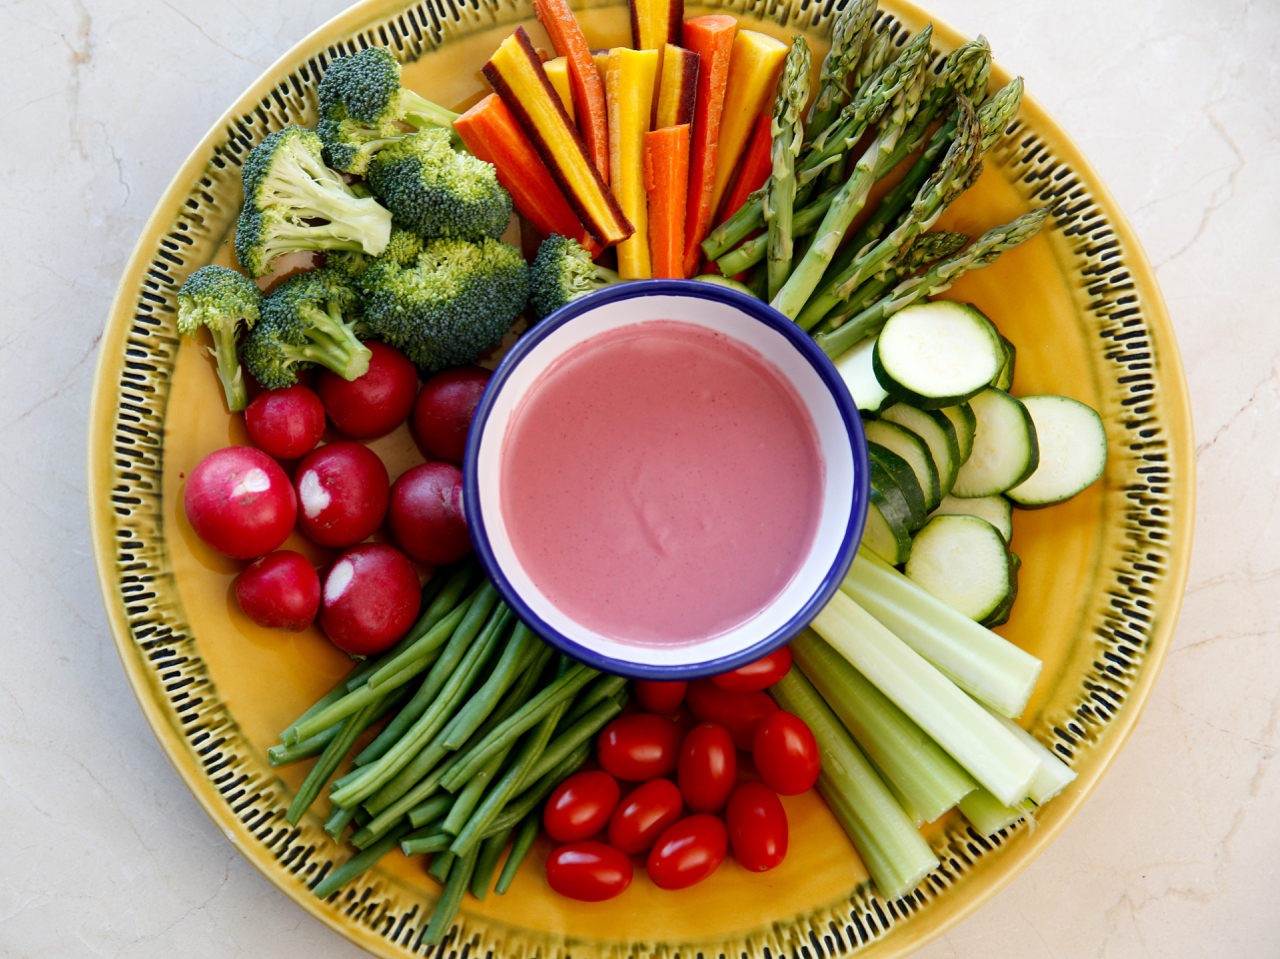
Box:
[87,0,1194,956]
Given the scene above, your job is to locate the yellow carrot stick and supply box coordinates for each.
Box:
[606,47,660,279]
[543,57,576,123]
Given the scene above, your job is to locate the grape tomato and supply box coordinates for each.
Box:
[543,770,621,843]
[752,710,821,795]
[676,723,737,813]
[725,781,788,872]
[685,679,779,750]
[634,680,687,715]
[646,814,728,890]
[545,841,633,902]
[596,713,683,781]
[711,646,792,692]
[606,777,683,855]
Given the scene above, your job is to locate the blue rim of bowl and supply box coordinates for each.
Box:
[462,279,870,681]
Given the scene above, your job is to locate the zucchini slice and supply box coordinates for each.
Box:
[929,493,1013,542]
[992,335,1017,392]
[872,301,1004,409]
[867,442,927,531]
[881,403,961,498]
[833,335,890,412]
[940,402,977,463]
[863,458,914,565]
[980,550,1021,628]
[1006,395,1107,507]
[864,418,942,513]
[950,388,1040,498]
[905,514,1015,623]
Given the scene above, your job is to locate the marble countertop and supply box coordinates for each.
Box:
[4,0,1275,956]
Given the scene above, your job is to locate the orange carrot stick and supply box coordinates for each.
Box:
[680,14,737,278]
[454,94,599,255]
[644,124,691,279]
[535,0,610,184]
[716,112,772,226]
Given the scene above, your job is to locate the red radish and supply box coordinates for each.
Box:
[294,442,390,548]
[183,446,297,559]
[317,341,419,439]
[388,462,472,565]
[412,365,491,464]
[245,384,326,460]
[236,550,321,631]
[319,543,421,655]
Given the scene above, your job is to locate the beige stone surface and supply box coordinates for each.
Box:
[2,0,1273,956]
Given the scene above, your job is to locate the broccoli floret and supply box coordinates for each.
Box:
[359,236,528,371]
[528,234,623,319]
[176,265,262,411]
[317,46,461,175]
[242,268,372,389]
[366,128,512,241]
[327,224,424,280]
[235,125,392,278]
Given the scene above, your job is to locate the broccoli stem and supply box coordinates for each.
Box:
[208,325,249,412]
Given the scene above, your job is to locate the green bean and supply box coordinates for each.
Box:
[420,847,478,946]
[400,829,454,856]
[312,821,412,900]
[440,664,596,792]
[368,580,498,691]
[481,741,592,839]
[470,826,512,899]
[494,809,540,895]
[280,658,376,744]
[557,672,628,730]
[270,683,410,767]
[528,696,626,785]
[427,850,455,884]
[440,618,537,749]
[442,748,510,835]
[287,693,388,825]
[324,802,357,842]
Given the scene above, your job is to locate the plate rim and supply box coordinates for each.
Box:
[86,0,1197,955]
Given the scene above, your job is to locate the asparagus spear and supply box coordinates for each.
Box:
[764,38,812,299]
[811,230,970,335]
[701,25,932,261]
[794,92,985,330]
[806,0,878,141]
[771,40,930,320]
[814,207,1053,358]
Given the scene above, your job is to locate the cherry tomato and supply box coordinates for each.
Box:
[634,680,687,715]
[711,646,793,692]
[677,723,737,813]
[646,814,728,890]
[752,710,821,795]
[545,841,633,901]
[543,770,621,843]
[606,777,683,855]
[685,679,780,750]
[725,781,788,872]
[597,714,683,781]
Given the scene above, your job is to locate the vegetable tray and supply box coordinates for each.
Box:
[86,0,1194,956]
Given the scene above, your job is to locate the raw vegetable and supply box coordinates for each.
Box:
[866,443,927,532]
[879,402,961,498]
[543,770,621,841]
[484,26,631,246]
[710,646,792,691]
[763,37,810,299]
[183,446,297,559]
[607,777,684,853]
[453,94,598,251]
[872,300,1005,409]
[950,387,1040,498]
[905,514,1016,622]
[680,14,738,276]
[293,442,390,549]
[628,0,681,55]
[751,710,821,795]
[534,0,610,183]
[388,462,472,565]
[725,781,788,872]
[833,336,889,412]
[654,43,699,129]
[235,551,320,631]
[633,679,686,714]
[597,713,683,781]
[1005,395,1108,507]
[234,126,392,278]
[606,47,660,278]
[865,418,941,513]
[244,384,326,460]
[930,493,1013,542]
[546,841,633,901]
[805,0,876,138]
[646,814,728,889]
[715,112,771,231]
[543,56,575,121]
[316,341,418,439]
[412,365,490,465]
[684,678,779,750]
[677,722,737,813]
[528,234,623,319]
[176,265,262,412]
[320,544,422,656]
[643,123,691,279]
[861,460,914,566]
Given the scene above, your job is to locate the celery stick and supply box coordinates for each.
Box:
[812,589,1041,806]
[958,786,1034,836]
[791,629,976,822]
[842,549,1042,718]
[982,706,1078,803]
[771,669,937,900]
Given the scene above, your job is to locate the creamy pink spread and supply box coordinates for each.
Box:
[500,320,823,646]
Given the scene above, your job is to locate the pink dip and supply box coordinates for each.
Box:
[500,320,823,645]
